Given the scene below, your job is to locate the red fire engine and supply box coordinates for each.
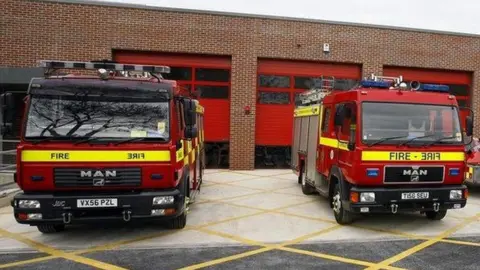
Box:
[291,75,472,224]
[0,60,205,233]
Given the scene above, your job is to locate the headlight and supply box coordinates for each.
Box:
[152,196,174,205]
[18,200,41,209]
[449,190,462,200]
[360,192,375,202]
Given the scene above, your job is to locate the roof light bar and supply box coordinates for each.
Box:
[359,80,392,88]
[39,60,171,74]
[419,84,450,93]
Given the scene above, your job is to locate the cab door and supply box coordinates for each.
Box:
[336,102,357,180]
[318,104,333,177]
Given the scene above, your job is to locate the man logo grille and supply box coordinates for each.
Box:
[80,170,117,178]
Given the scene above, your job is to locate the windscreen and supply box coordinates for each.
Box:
[24,94,170,141]
[361,102,463,145]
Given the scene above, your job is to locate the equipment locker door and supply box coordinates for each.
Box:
[318,105,334,177]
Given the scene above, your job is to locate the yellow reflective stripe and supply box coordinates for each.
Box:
[176,147,184,163]
[319,137,349,151]
[294,105,321,117]
[361,151,465,161]
[22,150,171,162]
[469,167,474,174]
[196,104,204,114]
[191,147,196,163]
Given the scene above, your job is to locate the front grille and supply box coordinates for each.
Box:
[384,166,444,183]
[54,167,142,187]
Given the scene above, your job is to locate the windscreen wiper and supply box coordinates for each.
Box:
[73,137,107,145]
[367,135,408,147]
[424,136,458,147]
[398,134,436,147]
[113,137,147,146]
[30,137,53,145]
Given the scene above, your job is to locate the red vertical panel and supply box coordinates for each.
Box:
[255,59,362,146]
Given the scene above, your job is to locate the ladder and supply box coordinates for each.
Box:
[299,76,335,106]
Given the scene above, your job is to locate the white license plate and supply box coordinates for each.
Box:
[401,192,429,200]
[77,198,118,208]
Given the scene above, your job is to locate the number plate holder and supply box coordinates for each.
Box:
[76,198,118,208]
[400,192,429,200]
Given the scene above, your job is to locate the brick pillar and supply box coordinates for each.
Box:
[228,53,257,170]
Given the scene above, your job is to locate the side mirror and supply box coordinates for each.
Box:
[182,99,197,127]
[466,116,474,137]
[184,126,198,139]
[0,93,14,135]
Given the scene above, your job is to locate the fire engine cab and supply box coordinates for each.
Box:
[291,74,472,224]
[0,60,205,233]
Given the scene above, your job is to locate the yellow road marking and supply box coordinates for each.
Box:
[178,247,273,270]
[0,228,127,270]
[365,213,480,270]
[2,170,480,270]
[279,247,405,270]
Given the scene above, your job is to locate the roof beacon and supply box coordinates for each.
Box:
[360,74,450,93]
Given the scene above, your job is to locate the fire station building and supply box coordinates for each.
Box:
[2,0,480,170]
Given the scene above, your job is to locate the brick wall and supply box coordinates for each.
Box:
[2,0,480,169]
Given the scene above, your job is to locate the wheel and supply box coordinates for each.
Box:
[301,167,316,195]
[37,224,65,234]
[425,210,447,220]
[167,212,187,229]
[167,177,188,230]
[331,182,354,225]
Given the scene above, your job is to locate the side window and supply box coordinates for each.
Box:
[339,102,357,140]
[321,107,331,133]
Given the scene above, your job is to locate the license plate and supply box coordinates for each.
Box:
[401,192,429,200]
[77,198,118,208]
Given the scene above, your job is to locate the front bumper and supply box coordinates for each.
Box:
[343,185,467,214]
[11,189,185,225]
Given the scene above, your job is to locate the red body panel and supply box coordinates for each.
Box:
[113,50,231,142]
[15,143,181,192]
[255,58,362,146]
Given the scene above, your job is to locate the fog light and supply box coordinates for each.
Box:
[153,196,174,205]
[360,192,375,202]
[27,213,42,220]
[360,207,369,213]
[151,209,165,216]
[18,200,40,209]
[454,204,461,209]
[450,190,462,200]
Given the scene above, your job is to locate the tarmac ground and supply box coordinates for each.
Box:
[1,169,480,270]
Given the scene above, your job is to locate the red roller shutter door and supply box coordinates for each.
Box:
[383,66,472,128]
[256,59,362,146]
[113,50,231,142]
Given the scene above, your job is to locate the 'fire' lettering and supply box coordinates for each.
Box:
[50,152,70,160]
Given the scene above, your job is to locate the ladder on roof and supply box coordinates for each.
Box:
[299,76,335,106]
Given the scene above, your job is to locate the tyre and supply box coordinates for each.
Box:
[167,177,188,230]
[301,166,316,195]
[331,182,354,225]
[425,210,447,220]
[37,224,65,234]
